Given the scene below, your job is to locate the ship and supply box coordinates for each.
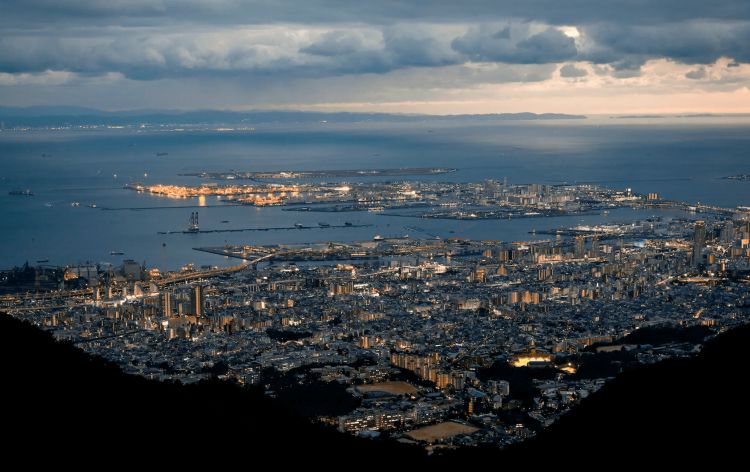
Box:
[373,235,384,241]
[318,222,330,227]
[9,189,33,196]
[344,221,353,226]
[294,222,304,229]
[110,251,124,255]
[156,152,168,156]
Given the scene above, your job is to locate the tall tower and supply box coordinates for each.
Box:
[188,212,199,232]
[692,220,706,268]
[190,285,204,316]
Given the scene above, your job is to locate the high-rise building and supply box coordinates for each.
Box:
[590,236,600,258]
[575,235,585,258]
[162,291,173,317]
[692,220,706,268]
[190,285,204,316]
[722,221,734,243]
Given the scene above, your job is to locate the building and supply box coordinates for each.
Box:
[190,285,204,316]
[575,235,585,258]
[162,291,173,317]
[121,260,143,281]
[693,221,706,268]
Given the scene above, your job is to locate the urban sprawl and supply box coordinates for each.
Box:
[3,178,750,451]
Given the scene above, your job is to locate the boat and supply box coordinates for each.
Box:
[9,189,33,196]
[36,259,49,263]
[88,203,97,208]
[294,222,304,229]
[156,152,168,156]
[220,220,230,223]
[318,222,330,228]
[344,221,353,226]
[373,235,384,241]
[71,201,80,207]
[110,251,124,255]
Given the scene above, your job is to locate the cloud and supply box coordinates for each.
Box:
[0,28,322,80]
[579,20,750,66]
[3,1,750,27]
[299,27,462,74]
[559,63,587,78]
[0,70,76,86]
[685,67,707,80]
[1,1,750,112]
[451,24,578,64]
[301,30,377,57]
[1,8,750,83]
[382,28,462,68]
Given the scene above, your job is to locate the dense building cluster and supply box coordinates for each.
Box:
[4,182,750,450]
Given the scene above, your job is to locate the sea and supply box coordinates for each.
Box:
[1,116,749,270]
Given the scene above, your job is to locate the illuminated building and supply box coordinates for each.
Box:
[162,291,173,317]
[190,285,204,316]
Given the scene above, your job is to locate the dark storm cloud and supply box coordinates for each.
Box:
[451,25,577,64]
[299,28,460,74]
[2,1,750,26]
[1,0,750,83]
[382,29,461,68]
[581,21,750,65]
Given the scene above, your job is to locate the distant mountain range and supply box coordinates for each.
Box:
[0,106,586,128]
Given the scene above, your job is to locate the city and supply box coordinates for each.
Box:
[3,178,748,451]
[2,0,750,464]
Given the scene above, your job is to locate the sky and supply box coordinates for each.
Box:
[1,1,750,114]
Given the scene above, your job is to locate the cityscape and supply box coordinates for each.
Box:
[2,0,750,463]
[3,175,749,450]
